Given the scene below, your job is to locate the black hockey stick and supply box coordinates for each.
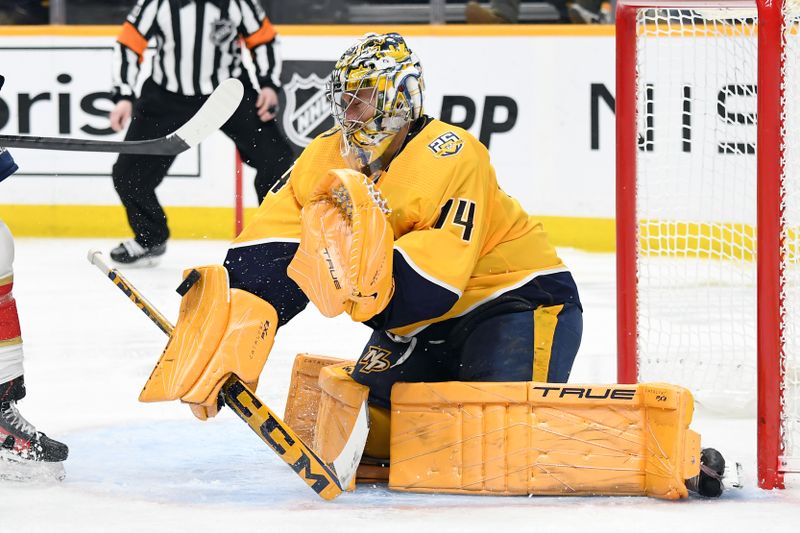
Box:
[0,78,243,155]
[87,249,368,500]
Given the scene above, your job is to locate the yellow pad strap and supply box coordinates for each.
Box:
[287,168,394,322]
[313,364,370,470]
[389,381,700,499]
[284,353,351,444]
[140,265,231,402]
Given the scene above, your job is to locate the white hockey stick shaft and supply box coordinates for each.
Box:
[0,79,243,155]
[87,249,173,335]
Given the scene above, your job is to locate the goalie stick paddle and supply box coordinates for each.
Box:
[87,249,368,500]
[0,78,243,155]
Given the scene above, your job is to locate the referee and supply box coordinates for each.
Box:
[108,0,294,265]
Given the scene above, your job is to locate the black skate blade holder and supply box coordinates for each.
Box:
[174,268,226,412]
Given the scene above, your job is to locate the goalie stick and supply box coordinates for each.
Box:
[0,78,243,155]
[87,249,368,501]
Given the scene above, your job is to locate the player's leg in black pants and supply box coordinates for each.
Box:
[457,301,583,382]
[349,328,452,463]
[111,79,200,249]
[352,298,583,408]
[220,83,295,204]
[350,329,453,410]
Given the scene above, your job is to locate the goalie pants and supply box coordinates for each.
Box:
[351,298,583,409]
[112,78,294,248]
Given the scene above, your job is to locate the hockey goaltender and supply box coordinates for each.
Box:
[134,32,731,500]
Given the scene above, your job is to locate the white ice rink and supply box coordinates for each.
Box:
[2,238,799,532]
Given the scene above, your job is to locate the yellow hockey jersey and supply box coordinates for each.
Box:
[226,117,580,337]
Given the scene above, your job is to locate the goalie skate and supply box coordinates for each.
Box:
[685,448,743,497]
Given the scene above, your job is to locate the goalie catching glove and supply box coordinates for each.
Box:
[288,168,394,322]
[139,265,278,420]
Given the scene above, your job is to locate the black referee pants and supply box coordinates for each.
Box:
[112,77,294,248]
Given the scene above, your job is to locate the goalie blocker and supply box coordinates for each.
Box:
[285,353,729,499]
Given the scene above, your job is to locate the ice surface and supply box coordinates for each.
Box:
[1,238,798,533]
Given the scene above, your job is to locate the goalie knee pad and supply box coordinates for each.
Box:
[389,381,701,499]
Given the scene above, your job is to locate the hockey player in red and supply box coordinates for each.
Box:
[0,76,69,480]
[0,175,69,480]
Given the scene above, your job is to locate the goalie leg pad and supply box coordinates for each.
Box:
[284,354,389,483]
[389,381,701,499]
[284,353,351,444]
[313,363,370,489]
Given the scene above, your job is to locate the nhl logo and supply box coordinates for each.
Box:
[210,19,235,46]
[282,73,334,147]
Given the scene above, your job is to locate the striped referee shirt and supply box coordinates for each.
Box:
[111,0,281,101]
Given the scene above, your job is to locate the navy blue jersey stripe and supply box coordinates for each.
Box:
[366,250,460,331]
[224,241,308,327]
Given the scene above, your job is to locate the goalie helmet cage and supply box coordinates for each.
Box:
[616,0,799,489]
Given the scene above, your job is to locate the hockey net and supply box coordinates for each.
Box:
[616,0,800,488]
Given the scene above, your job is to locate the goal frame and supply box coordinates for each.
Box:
[615,0,787,489]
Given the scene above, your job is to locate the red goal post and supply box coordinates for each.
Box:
[616,0,796,489]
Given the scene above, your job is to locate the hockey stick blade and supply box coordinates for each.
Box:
[87,249,366,499]
[1,79,243,155]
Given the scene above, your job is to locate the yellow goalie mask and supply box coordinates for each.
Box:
[326,32,424,176]
[288,168,394,322]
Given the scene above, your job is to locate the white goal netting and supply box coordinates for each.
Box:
[780,3,800,470]
[633,6,800,468]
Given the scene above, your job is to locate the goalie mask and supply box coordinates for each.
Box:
[327,32,424,175]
